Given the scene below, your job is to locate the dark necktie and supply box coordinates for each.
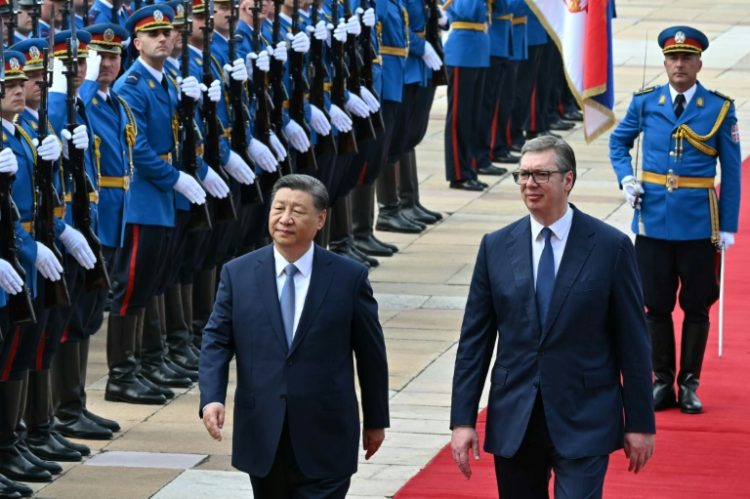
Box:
[536,227,555,326]
[280,263,299,347]
[674,93,685,118]
[160,75,169,93]
[106,94,118,114]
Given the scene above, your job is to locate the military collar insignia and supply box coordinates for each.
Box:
[658,95,666,105]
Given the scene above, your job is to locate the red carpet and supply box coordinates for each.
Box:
[396,158,750,498]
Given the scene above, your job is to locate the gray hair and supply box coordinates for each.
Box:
[520,135,577,186]
[271,174,330,211]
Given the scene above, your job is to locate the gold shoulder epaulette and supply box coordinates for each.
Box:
[709,89,734,102]
[634,86,657,96]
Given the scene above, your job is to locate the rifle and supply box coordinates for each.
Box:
[342,0,375,142]
[425,0,447,86]
[6,0,18,45]
[82,0,89,27]
[62,2,110,291]
[269,0,293,175]
[201,0,237,222]
[30,0,42,38]
[111,0,121,24]
[0,20,36,325]
[330,0,357,154]
[358,0,384,133]
[288,0,316,172]
[180,0,212,231]
[308,2,336,157]
[35,37,71,308]
[227,0,263,205]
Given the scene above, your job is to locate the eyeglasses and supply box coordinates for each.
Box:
[512,170,567,185]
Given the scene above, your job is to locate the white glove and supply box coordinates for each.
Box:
[717,232,735,250]
[288,31,310,54]
[224,57,248,83]
[329,104,353,132]
[309,104,331,136]
[247,138,278,173]
[283,119,311,152]
[201,166,230,198]
[223,150,256,185]
[35,135,62,162]
[207,79,222,103]
[333,19,348,43]
[174,171,207,204]
[0,259,23,294]
[248,50,270,73]
[61,124,89,158]
[313,19,330,41]
[359,87,380,113]
[346,13,361,36]
[345,93,369,118]
[0,148,18,174]
[621,175,644,209]
[180,75,202,101]
[422,41,442,71]
[85,51,101,82]
[272,42,288,63]
[35,242,63,281]
[50,58,67,94]
[59,225,96,270]
[269,132,288,161]
[362,7,375,27]
[438,8,448,28]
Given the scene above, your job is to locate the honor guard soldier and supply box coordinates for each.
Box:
[442,0,491,191]
[609,26,741,414]
[108,4,207,405]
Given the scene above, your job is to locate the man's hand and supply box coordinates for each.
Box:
[362,428,385,460]
[202,402,225,442]
[623,432,654,474]
[451,426,480,479]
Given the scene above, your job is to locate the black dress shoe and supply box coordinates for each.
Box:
[51,431,90,457]
[136,374,175,400]
[0,481,21,499]
[477,179,489,188]
[510,143,523,153]
[399,205,439,225]
[414,202,442,222]
[350,246,379,268]
[167,344,199,372]
[449,179,485,191]
[54,414,113,440]
[549,119,575,131]
[678,374,703,414]
[653,381,678,411]
[0,475,32,498]
[331,244,372,268]
[563,109,583,122]
[477,165,508,176]
[491,152,520,164]
[16,442,62,474]
[82,409,120,433]
[141,363,192,389]
[0,445,52,483]
[353,236,394,257]
[376,211,425,233]
[25,431,82,462]
[164,358,198,382]
[105,377,168,405]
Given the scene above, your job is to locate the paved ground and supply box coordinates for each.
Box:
[28,1,750,497]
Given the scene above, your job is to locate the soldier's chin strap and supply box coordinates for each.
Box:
[672,99,731,158]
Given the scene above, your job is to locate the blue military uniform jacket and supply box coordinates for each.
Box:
[443,0,490,68]
[609,82,741,241]
[508,0,527,61]
[489,0,511,58]
[404,0,430,87]
[113,58,180,228]
[378,0,408,102]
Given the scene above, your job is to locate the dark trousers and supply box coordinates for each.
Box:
[444,66,486,181]
[494,395,609,499]
[477,56,510,169]
[510,43,545,144]
[249,419,351,499]
[0,277,50,380]
[496,60,519,156]
[635,236,719,324]
[351,100,400,187]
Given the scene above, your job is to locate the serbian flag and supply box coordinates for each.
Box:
[527,0,615,143]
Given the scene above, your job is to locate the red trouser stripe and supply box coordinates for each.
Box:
[489,101,500,160]
[357,161,368,186]
[119,224,141,316]
[60,328,70,344]
[529,84,538,132]
[35,331,46,371]
[451,67,462,180]
[1,327,22,381]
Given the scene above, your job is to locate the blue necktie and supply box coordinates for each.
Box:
[280,263,299,347]
[536,227,555,325]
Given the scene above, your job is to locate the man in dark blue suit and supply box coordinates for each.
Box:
[199,174,390,498]
[450,136,655,498]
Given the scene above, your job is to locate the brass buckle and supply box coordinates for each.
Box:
[123,176,130,191]
[666,170,679,192]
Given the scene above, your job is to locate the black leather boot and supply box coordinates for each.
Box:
[376,206,425,233]
[141,296,192,389]
[398,150,441,225]
[0,474,31,498]
[352,184,376,243]
[78,337,120,432]
[105,313,167,405]
[648,318,678,410]
[0,380,52,482]
[353,234,395,257]
[165,285,200,371]
[50,431,90,457]
[192,268,216,346]
[15,439,62,474]
[24,369,82,462]
[51,340,112,440]
[678,321,710,414]
[0,475,21,499]
[330,239,375,268]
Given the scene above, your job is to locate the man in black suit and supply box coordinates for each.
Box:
[450,136,655,498]
[199,174,390,498]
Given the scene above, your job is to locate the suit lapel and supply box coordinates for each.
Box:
[677,83,705,126]
[508,217,540,335]
[657,85,676,122]
[540,209,596,343]
[289,246,334,356]
[255,247,288,352]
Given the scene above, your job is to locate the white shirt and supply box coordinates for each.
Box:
[138,56,166,84]
[273,243,315,338]
[669,82,697,108]
[530,205,573,288]
[96,89,112,102]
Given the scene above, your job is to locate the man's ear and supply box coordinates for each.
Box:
[317,209,327,230]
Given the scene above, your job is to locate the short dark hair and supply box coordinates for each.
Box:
[271,174,329,211]
[520,135,577,186]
